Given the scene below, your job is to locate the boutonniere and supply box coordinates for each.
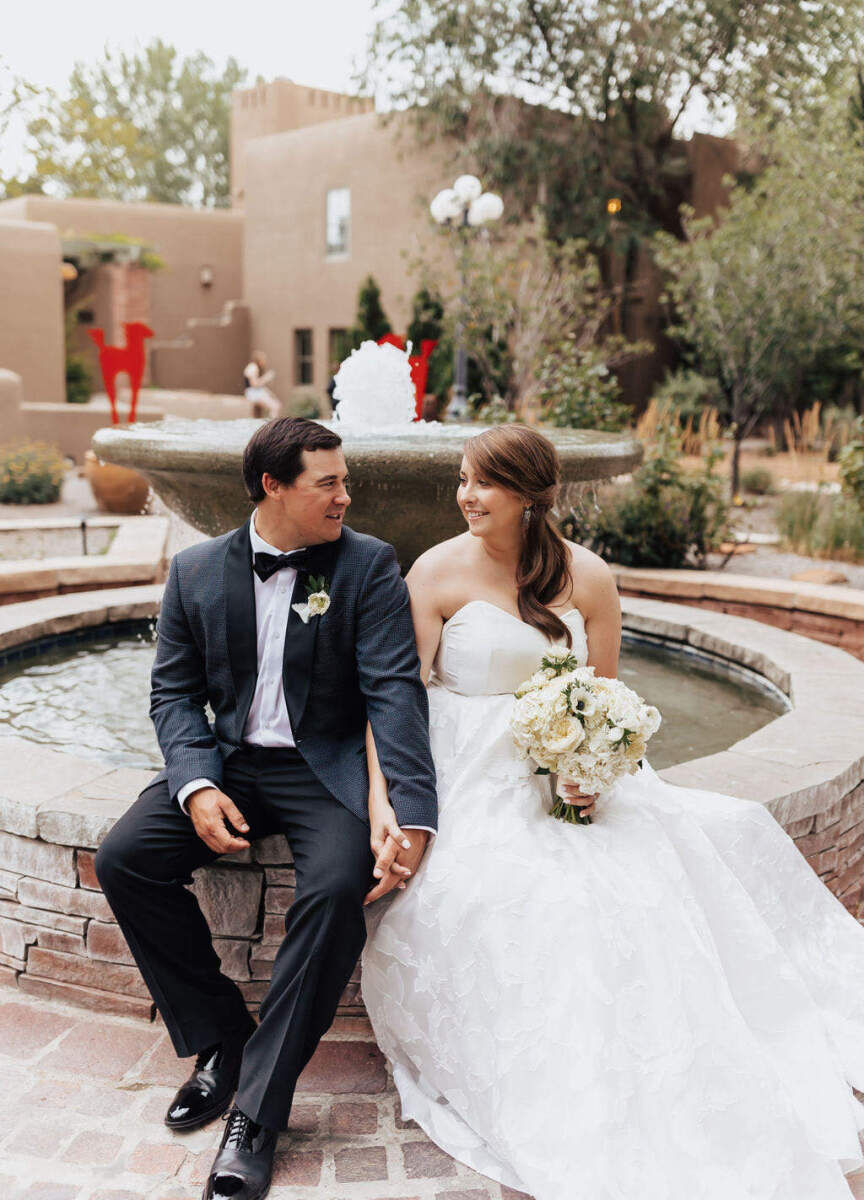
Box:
[292,575,331,625]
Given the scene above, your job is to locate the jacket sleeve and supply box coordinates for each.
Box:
[149,555,224,802]
[354,543,438,831]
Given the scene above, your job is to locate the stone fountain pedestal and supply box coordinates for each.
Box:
[91,419,644,567]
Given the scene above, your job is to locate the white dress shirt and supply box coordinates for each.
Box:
[177,512,434,837]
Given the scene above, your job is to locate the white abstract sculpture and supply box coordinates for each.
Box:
[332,340,416,427]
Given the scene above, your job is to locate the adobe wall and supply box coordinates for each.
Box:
[0,197,244,391]
[0,220,65,408]
[232,79,374,208]
[243,111,453,408]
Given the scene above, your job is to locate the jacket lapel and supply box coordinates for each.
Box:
[282,536,341,735]
[224,521,258,741]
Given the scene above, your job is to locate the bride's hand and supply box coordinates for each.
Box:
[559,780,597,818]
[364,799,413,906]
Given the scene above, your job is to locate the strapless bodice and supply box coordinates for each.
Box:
[431,600,588,696]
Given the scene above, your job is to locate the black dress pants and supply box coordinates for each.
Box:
[94,745,375,1131]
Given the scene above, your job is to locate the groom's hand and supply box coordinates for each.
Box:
[187,787,251,854]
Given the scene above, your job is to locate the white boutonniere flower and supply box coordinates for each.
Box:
[292,574,331,625]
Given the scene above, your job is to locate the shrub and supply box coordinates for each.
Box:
[740,466,775,495]
[563,430,730,568]
[776,489,864,561]
[473,395,516,424]
[540,340,632,432]
[651,368,723,419]
[837,422,864,509]
[0,442,66,504]
[287,388,320,420]
[66,354,91,404]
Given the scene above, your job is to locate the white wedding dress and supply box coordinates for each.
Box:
[361,600,864,1200]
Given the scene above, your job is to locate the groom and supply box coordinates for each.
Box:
[95,417,437,1199]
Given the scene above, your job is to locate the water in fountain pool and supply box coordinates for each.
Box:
[0,625,785,773]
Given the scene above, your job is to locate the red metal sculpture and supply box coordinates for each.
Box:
[377,334,438,421]
[87,321,154,425]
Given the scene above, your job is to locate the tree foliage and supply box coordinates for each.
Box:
[654,91,864,495]
[6,40,246,206]
[364,0,863,242]
[351,275,392,345]
[414,212,642,409]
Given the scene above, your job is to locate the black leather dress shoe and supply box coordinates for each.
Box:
[165,1021,256,1132]
[202,1105,277,1200]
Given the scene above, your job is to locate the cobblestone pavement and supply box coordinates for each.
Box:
[2,989,864,1200]
[0,986,531,1200]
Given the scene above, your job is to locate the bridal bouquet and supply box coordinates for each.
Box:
[510,649,661,825]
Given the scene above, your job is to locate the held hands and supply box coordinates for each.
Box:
[364,803,429,906]
[558,780,598,820]
[187,787,251,855]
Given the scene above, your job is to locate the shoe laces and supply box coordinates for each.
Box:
[222,1106,259,1151]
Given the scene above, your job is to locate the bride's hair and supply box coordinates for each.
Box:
[464,425,573,647]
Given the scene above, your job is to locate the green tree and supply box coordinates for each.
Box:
[654,99,864,497]
[406,286,444,348]
[0,59,40,198]
[418,213,643,410]
[406,286,453,405]
[351,275,392,345]
[13,40,246,206]
[364,0,862,244]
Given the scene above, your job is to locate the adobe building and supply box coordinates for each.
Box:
[0,77,740,456]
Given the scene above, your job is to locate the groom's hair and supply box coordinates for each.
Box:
[243,417,342,501]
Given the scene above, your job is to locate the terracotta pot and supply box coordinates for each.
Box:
[84,449,151,515]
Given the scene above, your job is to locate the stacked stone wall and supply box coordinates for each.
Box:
[617,589,864,662]
[0,831,362,1020]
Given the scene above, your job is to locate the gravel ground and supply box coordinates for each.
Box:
[705,546,864,588]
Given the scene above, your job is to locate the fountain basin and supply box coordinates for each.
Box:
[91,419,643,566]
[0,620,787,774]
[0,586,862,1021]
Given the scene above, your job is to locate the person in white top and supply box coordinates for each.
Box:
[243,351,280,420]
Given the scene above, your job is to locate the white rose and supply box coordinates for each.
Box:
[307,591,330,617]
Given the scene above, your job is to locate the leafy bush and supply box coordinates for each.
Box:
[651,368,723,419]
[0,442,66,504]
[540,340,632,431]
[740,466,775,495]
[837,421,864,509]
[776,489,864,562]
[563,430,730,568]
[287,388,320,419]
[473,396,516,424]
[66,354,91,404]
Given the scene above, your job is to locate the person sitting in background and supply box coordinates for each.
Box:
[244,352,280,420]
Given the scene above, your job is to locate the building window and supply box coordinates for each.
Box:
[325,188,351,257]
[328,328,351,378]
[294,329,314,385]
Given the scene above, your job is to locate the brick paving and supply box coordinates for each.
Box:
[0,989,863,1199]
[0,986,529,1200]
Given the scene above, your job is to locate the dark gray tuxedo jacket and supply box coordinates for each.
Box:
[148,521,438,831]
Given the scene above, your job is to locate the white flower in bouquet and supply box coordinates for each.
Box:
[510,651,661,825]
[332,340,416,426]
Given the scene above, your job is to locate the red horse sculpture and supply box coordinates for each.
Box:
[377,334,438,420]
[87,322,154,425]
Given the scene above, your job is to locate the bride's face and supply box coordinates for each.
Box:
[458,456,525,538]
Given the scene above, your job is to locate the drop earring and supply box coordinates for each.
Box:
[522,506,533,525]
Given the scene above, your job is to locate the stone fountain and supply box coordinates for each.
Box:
[91,343,643,566]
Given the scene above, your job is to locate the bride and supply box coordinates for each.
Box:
[360,423,864,1200]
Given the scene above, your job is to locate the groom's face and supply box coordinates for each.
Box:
[264,447,351,544]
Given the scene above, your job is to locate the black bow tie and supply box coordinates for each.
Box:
[252,547,317,583]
